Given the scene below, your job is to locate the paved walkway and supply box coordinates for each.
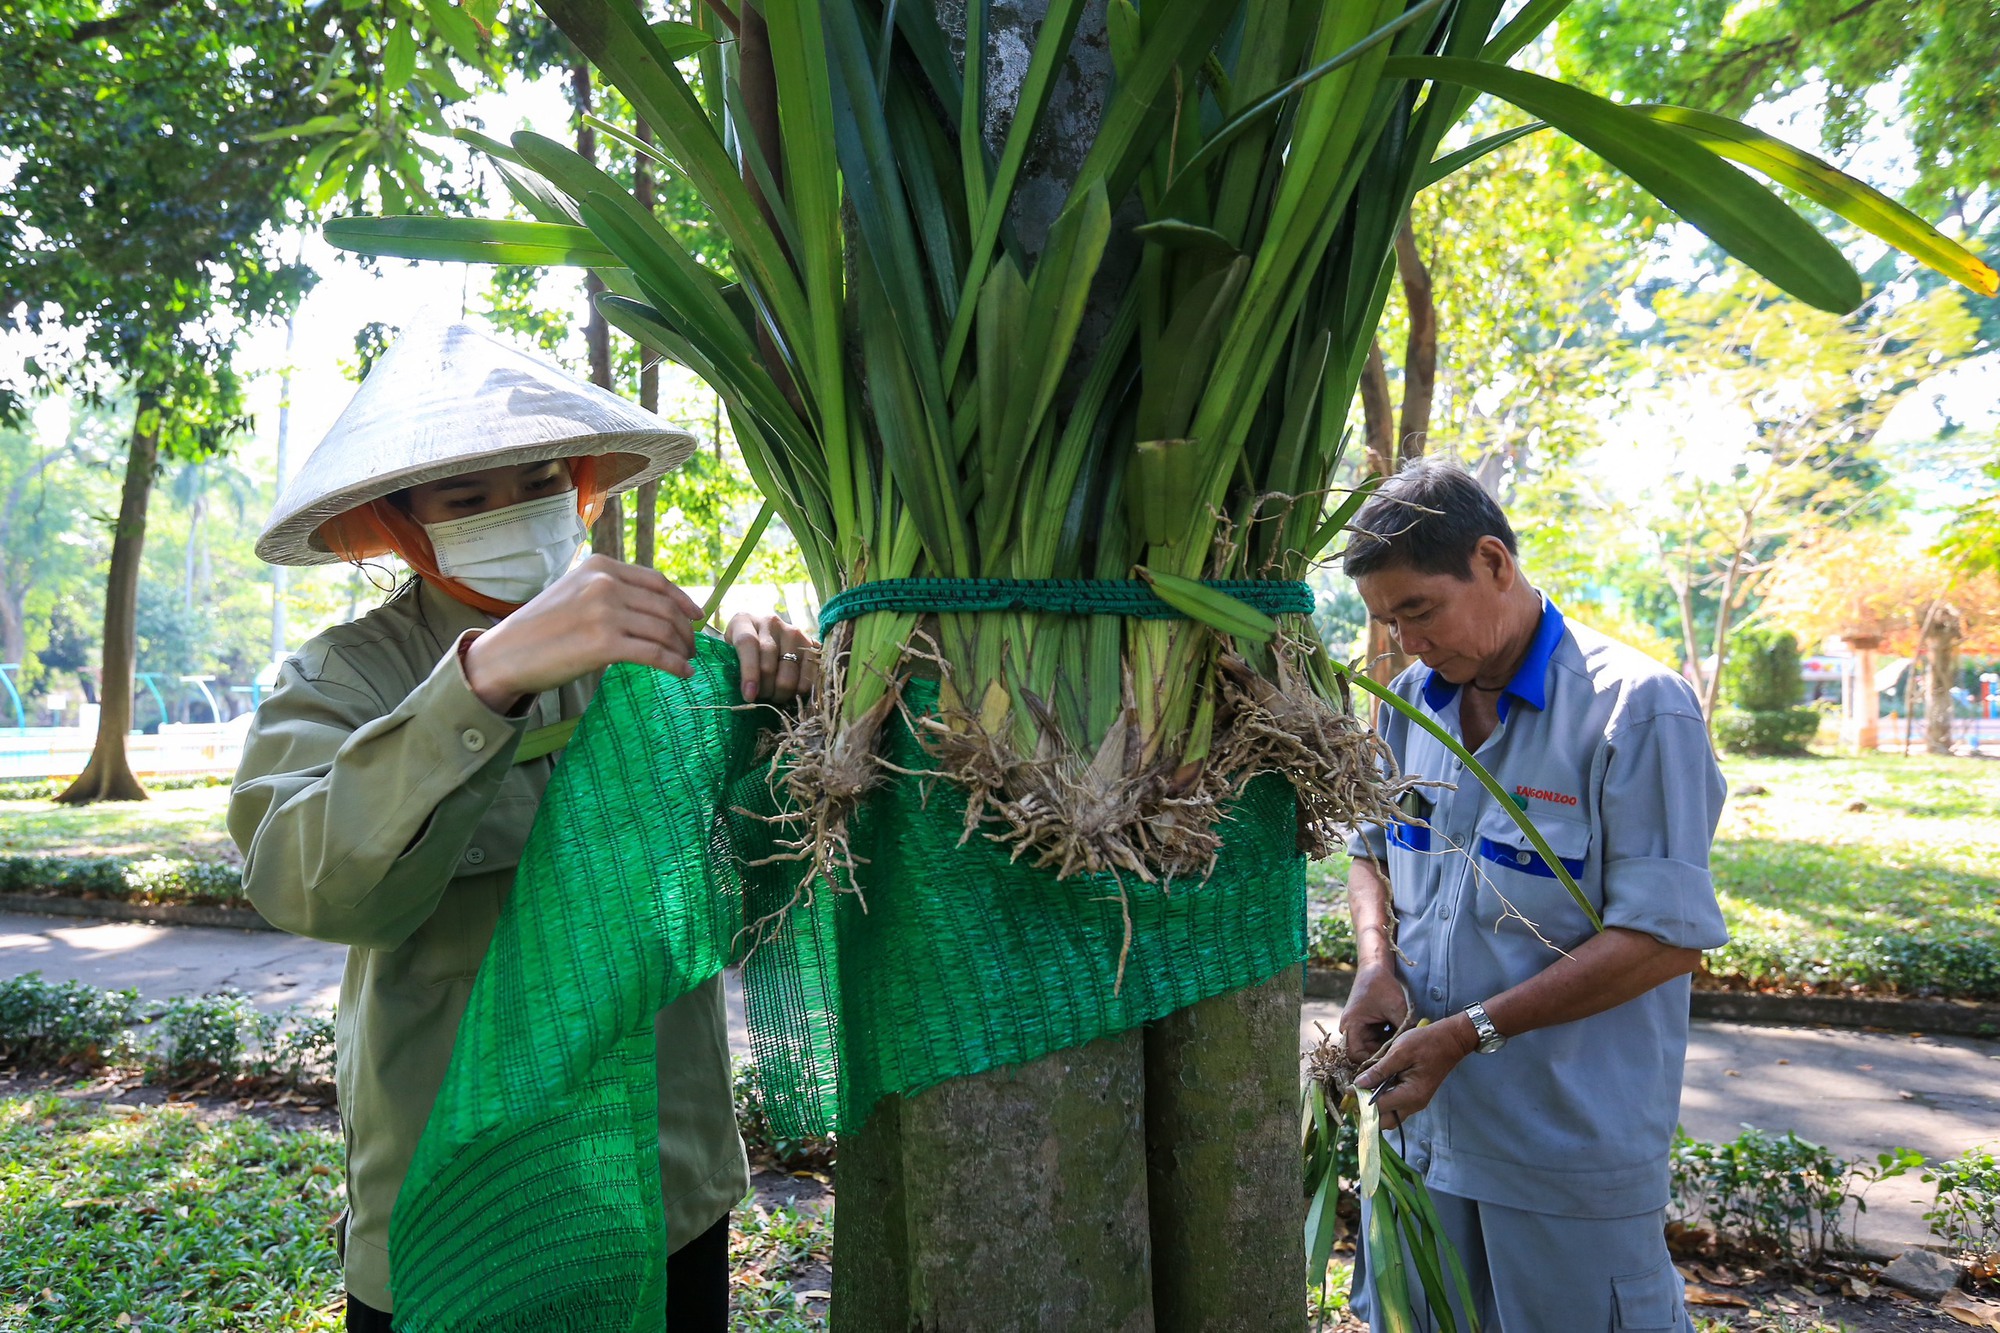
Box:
[6,911,1993,1251]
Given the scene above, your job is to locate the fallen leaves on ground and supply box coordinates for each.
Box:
[1942,1289,2000,1329]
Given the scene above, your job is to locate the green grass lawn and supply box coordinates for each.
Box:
[1713,751,2000,940]
[0,1087,833,1331]
[1310,750,2000,999]
[0,1093,346,1331]
[0,786,240,865]
[1706,752,2000,997]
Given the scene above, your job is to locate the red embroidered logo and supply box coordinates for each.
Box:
[1514,784,1578,807]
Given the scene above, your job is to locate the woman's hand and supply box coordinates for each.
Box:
[724,611,819,704]
[462,555,700,712]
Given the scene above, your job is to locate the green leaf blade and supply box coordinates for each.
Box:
[1635,104,2000,298]
[1390,56,1863,313]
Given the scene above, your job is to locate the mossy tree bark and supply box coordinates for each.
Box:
[1145,968,1304,1332]
[58,395,158,804]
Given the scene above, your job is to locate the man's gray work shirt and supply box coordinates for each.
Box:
[1348,597,1729,1219]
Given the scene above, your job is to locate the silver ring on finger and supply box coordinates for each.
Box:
[780,651,801,662]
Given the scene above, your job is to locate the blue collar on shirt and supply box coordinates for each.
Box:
[1421,597,1567,722]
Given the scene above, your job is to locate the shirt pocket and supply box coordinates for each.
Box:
[1469,804,1595,940]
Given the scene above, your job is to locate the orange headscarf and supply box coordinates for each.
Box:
[319,456,607,617]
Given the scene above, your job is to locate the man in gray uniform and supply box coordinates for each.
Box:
[1341,459,1727,1331]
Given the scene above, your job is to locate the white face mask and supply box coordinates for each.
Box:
[421,488,587,604]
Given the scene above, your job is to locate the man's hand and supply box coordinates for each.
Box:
[462,556,700,712]
[725,611,819,704]
[1353,1013,1477,1131]
[1339,963,1411,1063]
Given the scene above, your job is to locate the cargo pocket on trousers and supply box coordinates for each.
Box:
[1612,1259,1684,1331]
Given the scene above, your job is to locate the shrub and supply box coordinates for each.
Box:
[1727,628,1806,711]
[1713,706,1822,756]
[121,855,245,902]
[1926,1149,2000,1268]
[1702,927,2000,1001]
[146,989,265,1081]
[1308,906,1357,967]
[1670,1127,1919,1268]
[0,974,334,1093]
[0,854,247,904]
[0,972,143,1067]
[1717,628,1818,755]
[251,1009,338,1091]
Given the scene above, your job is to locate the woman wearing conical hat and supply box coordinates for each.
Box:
[229,323,812,1332]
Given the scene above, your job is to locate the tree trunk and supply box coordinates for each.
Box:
[575,61,624,561]
[1393,223,1435,461]
[1145,968,1303,1333]
[0,589,25,667]
[1359,341,1394,478]
[1357,222,1436,689]
[273,305,298,660]
[1924,608,1961,756]
[58,397,157,804]
[1700,552,1745,736]
[829,7,1301,1329]
[900,1031,1152,1330]
[634,107,660,572]
[183,488,205,610]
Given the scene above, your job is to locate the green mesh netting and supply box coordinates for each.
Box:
[815,576,1315,630]
[387,635,1305,1332]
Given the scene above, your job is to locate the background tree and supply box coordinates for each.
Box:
[1763,529,2000,754]
[1611,277,1977,728]
[1556,0,2000,220]
[1,0,506,801]
[1937,443,2000,579]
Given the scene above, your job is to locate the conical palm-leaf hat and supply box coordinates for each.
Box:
[256,321,697,566]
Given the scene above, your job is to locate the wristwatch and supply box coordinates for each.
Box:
[1463,1001,1507,1054]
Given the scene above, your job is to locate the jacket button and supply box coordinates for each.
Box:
[1515,850,1532,866]
[461,728,487,752]
[1428,985,1444,1001]
[464,846,487,866]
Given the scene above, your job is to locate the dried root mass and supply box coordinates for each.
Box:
[759,623,1418,895]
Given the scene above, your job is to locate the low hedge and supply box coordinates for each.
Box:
[0,974,832,1172]
[0,773,231,802]
[0,853,247,905]
[1309,886,2000,1001]
[1704,927,2000,1002]
[0,972,331,1091]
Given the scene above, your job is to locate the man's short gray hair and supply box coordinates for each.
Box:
[1341,457,1518,580]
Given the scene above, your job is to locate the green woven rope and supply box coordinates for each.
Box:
[389,637,1306,1332]
[816,576,1315,635]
